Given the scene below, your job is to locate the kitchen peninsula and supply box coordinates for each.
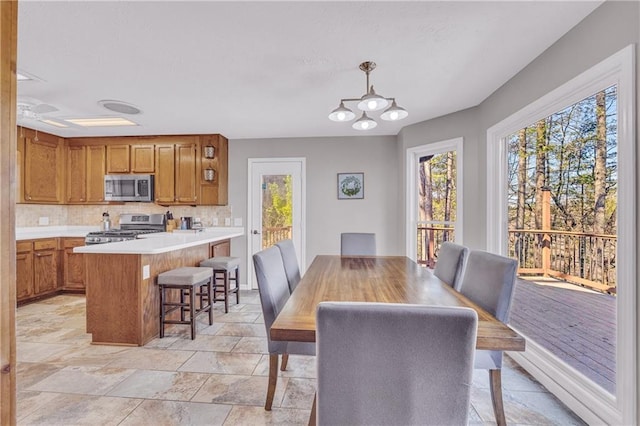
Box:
[75,227,244,346]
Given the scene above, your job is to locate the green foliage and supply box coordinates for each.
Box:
[262,175,292,228]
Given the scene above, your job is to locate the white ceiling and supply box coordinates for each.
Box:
[16,1,602,140]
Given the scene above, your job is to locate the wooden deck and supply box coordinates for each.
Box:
[509,276,616,394]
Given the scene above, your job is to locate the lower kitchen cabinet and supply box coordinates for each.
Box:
[17,237,86,304]
[16,242,34,300]
[63,238,85,291]
[210,239,230,257]
[33,239,59,295]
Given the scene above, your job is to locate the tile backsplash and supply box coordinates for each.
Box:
[16,203,233,228]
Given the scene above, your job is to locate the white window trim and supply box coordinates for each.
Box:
[405,138,464,260]
[486,45,636,425]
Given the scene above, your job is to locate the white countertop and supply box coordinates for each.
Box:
[16,226,100,241]
[73,227,244,255]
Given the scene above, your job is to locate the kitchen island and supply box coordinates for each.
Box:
[74,227,244,346]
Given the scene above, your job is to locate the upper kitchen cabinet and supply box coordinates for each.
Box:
[18,127,64,204]
[155,139,199,205]
[198,134,228,205]
[106,143,155,174]
[106,145,130,173]
[131,145,155,173]
[65,143,106,204]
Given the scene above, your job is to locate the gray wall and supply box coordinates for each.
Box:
[228,135,400,283]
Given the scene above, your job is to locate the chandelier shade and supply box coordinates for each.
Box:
[328,61,407,130]
[380,100,409,121]
[357,86,389,112]
[328,101,356,122]
[352,112,377,130]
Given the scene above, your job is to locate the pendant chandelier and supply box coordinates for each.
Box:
[328,61,408,130]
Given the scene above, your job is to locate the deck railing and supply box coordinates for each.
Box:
[416,225,616,294]
[508,229,617,293]
[262,226,292,248]
[416,224,455,268]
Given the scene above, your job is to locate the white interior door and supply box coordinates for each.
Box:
[247,158,305,289]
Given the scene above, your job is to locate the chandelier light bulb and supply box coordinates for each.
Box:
[352,112,377,130]
[357,86,389,112]
[380,100,408,121]
[328,101,356,122]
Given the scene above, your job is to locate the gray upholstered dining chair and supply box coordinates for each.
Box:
[433,241,469,290]
[457,249,518,426]
[340,232,376,256]
[275,239,301,293]
[252,246,315,410]
[315,302,477,426]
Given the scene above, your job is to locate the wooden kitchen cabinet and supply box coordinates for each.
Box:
[210,239,230,257]
[155,142,198,205]
[16,237,86,304]
[16,242,34,301]
[198,134,228,205]
[20,127,64,203]
[131,144,155,173]
[66,144,106,203]
[62,238,85,291]
[106,145,130,173]
[86,145,107,202]
[33,239,59,295]
[66,145,87,203]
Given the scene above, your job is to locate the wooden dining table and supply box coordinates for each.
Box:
[270,255,525,352]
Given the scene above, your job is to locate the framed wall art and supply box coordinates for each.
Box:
[337,172,364,199]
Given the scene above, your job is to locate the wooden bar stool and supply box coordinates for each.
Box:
[158,267,214,339]
[199,256,240,313]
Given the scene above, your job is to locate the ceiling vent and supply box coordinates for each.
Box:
[98,100,142,115]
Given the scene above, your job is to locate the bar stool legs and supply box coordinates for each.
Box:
[158,267,214,340]
[213,267,240,313]
[199,256,241,314]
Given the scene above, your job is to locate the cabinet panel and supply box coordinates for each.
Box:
[33,249,58,294]
[16,242,34,301]
[199,134,228,205]
[210,240,230,257]
[87,145,106,202]
[175,143,198,203]
[63,238,85,290]
[155,145,176,203]
[66,145,87,203]
[23,131,63,203]
[131,145,155,173]
[106,145,130,173]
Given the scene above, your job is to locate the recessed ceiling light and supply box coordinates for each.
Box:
[98,100,142,115]
[41,119,68,128]
[65,117,138,127]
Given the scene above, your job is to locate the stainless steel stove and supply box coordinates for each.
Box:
[85,213,166,245]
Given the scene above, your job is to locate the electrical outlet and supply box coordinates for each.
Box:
[224,218,231,226]
[233,217,242,227]
[212,218,218,226]
[38,217,49,226]
[142,265,150,280]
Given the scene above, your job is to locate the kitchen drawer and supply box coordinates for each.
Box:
[17,241,33,253]
[63,238,86,249]
[34,239,57,251]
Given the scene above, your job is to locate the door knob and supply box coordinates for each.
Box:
[253,230,261,235]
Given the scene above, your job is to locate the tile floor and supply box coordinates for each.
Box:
[16,292,586,425]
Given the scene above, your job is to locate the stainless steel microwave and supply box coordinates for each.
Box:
[104,174,154,202]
